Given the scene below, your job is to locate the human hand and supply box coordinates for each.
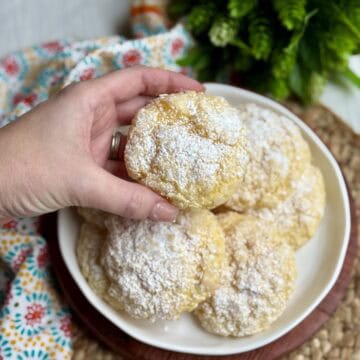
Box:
[0,66,203,223]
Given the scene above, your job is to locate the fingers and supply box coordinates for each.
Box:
[78,166,178,221]
[116,95,153,124]
[93,66,204,103]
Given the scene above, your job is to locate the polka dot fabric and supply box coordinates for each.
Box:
[0,1,193,357]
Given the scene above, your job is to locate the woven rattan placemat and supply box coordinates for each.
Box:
[71,103,360,360]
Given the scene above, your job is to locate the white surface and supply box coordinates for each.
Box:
[321,55,360,134]
[58,83,351,356]
[0,0,130,57]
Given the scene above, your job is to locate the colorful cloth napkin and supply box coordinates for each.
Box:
[0,2,192,358]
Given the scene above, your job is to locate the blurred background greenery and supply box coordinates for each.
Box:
[168,0,360,103]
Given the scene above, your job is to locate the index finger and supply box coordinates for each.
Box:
[91,65,204,103]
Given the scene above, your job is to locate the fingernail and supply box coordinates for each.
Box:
[150,202,178,222]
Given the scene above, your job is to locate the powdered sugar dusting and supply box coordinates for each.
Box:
[77,207,108,230]
[77,222,109,296]
[243,105,290,176]
[100,210,224,321]
[153,126,228,190]
[225,103,311,211]
[249,165,326,248]
[125,91,249,209]
[195,213,296,337]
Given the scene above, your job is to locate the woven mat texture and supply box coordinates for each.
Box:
[71,103,360,360]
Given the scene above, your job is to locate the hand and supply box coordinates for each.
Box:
[0,66,203,223]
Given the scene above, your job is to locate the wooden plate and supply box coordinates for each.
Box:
[43,186,357,360]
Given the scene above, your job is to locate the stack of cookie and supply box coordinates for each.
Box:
[76,91,325,337]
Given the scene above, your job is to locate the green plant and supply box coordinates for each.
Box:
[169,0,360,103]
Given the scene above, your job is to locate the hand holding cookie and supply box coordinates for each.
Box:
[0,66,203,223]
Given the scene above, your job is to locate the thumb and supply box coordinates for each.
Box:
[75,166,178,221]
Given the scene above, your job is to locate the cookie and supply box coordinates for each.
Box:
[194,212,297,337]
[250,165,326,249]
[125,91,249,209]
[77,207,108,230]
[100,209,225,321]
[225,103,311,211]
[77,222,108,296]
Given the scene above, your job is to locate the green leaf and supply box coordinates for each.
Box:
[168,0,360,104]
[289,62,304,98]
[228,0,257,19]
[179,46,211,68]
[268,76,290,100]
[186,4,216,35]
[330,2,360,41]
[289,61,325,103]
[272,9,317,78]
[209,16,239,47]
[233,50,253,71]
[343,67,360,87]
[229,38,252,54]
[288,9,318,51]
[176,49,202,67]
[305,72,326,103]
[272,0,307,30]
[298,38,321,73]
[248,14,273,60]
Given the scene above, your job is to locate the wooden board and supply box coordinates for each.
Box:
[43,188,357,360]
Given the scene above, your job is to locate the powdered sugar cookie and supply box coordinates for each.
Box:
[101,209,225,321]
[77,222,109,296]
[194,212,296,337]
[250,165,325,249]
[125,91,249,209]
[225,103,311,211]
[77,207,108,230]
[101,210,224,320]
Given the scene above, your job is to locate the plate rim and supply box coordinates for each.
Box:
[58,83,351,355]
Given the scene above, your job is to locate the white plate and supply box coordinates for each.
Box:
[58,83,351,356]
